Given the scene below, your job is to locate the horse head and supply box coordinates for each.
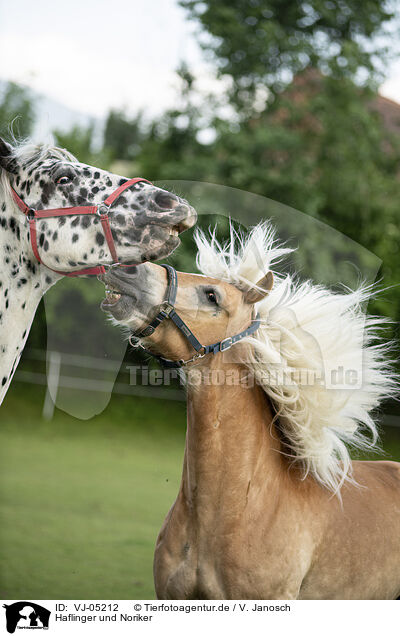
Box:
[0,137,196,274]
[99,261,272,365]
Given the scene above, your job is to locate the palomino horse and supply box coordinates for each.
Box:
[102,223,400,600]
[0,137,196,404]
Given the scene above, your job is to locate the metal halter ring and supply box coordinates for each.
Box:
[96,203,111,216]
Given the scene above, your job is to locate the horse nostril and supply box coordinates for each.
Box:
[154,191,179,210]
[123,265,138,275]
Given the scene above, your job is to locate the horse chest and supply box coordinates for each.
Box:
[154,527,226,599]
[155,539,302,600]
[163,558,224,600]
[154,509,302,600]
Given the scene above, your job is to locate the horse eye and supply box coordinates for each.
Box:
[205,289,218,305]
[56,176,72,185]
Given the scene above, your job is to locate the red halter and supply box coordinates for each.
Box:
[10,177,151,277]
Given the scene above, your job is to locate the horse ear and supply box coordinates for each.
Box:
[244,271,273,304]
[0,138,16,173]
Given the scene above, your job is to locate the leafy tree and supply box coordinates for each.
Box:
[53,123,111,168]
[104,109,144,161]
[136,64,214,180]
[180,0,398,105]
[0,81,36,138]
[175,1,400,334]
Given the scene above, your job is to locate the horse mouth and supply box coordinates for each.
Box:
[101,282,131,311]
[102,287,122,308]
[100,278,138,315]
[140,232,180,263]
[135,213,196,263]
[159,208,197,240]
[172,213,196,234]
[158,213,197,250]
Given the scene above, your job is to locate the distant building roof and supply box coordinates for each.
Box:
[286,69,400,137]
[372,94,400,135]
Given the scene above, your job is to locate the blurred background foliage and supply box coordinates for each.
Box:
[1,0,399,346]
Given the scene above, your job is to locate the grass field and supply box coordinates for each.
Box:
[0,382,186,599]
[0,381,399,600]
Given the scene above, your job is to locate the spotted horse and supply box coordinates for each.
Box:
[0,137,196,405]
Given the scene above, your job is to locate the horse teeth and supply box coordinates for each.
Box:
[170,229,179,237]
[105,288,121,302]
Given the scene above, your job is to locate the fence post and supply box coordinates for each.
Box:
[42,351,61,420]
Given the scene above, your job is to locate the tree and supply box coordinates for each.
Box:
[0,81,36,138]
[180,0,398,106]
[136,64,214,180]
[175,1,400,331]
[53,123,111,168]
[104,110,144,162]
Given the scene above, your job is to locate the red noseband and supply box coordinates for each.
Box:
[10,177,152,277]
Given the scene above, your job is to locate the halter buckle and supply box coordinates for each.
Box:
[27,208,36,220]
[159,301,175,317]
[96,203,111,217]
[220,337,233,352]
[140,325,156,337]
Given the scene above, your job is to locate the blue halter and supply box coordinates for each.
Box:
[129,264,261,369]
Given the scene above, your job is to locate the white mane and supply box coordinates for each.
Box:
[9,139,76,166]
[195,222,398,494]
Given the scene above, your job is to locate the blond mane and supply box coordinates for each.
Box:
[194,222,398,494]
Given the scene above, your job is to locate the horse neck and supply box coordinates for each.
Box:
[182,354,285,519]
[0,187,55,404]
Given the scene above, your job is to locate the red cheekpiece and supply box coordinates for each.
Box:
[10,177,151,277]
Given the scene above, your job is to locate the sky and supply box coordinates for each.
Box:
[0,0,399,122]
[0,0,214,119]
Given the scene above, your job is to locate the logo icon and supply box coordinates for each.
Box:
[3,602,50,633]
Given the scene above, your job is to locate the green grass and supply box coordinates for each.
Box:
[0,382,399,600]
[0,383,186,599]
